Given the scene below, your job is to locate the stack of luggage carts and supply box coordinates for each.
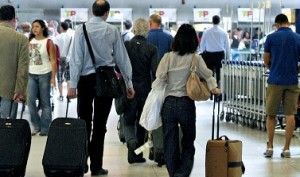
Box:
[220,60,300,133]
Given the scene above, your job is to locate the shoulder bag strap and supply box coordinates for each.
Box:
[65,36,73,57]
[46,38,51,59]
[190,54,196,72]
[46,38,50,55]
[82,23,96,69]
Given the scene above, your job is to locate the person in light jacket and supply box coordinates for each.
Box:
[155,24,220,177]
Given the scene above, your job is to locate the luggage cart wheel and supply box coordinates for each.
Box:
[225,113,231,122]
[238,116,243,125]
[261,121,267,131]
[220,111,225,121]
[246,117,251,127]
[242,117,247,126]
[231,115,236,123]
[257,120,262,130]
[235,115,240,124]
[250,119,257,129]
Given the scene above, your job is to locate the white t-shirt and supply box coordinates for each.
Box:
[54,32,73,58]
[29,38,52,74]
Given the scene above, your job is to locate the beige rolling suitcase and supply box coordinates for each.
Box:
[205,96,245,177]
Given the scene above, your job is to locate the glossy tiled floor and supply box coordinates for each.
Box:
[17,88,300,177]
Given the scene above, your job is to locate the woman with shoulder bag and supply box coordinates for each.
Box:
[27,19,56,136]
[155,24,220,177]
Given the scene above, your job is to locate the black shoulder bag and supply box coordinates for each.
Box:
[82,23,123,98]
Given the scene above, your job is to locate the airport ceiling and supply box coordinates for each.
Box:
[1,0,299,9]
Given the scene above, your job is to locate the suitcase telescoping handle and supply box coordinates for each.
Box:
[20,101,25,119]
[212,94,221,140]
[65,97,80,119]
[7,100,25,119]
[65,97,70,118]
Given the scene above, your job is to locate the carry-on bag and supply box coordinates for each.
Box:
[149,125,183,167]
[42,98,88,177]
[150,126,165,166]
[117,114,126,143]
[205,95,245,177]
[0,102,31,177]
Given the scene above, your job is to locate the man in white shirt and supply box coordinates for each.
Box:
[67,0,134,175]
[64,19,75,35]
[53,22,73,101]
[199,15,230,85]
[121,20,134,41]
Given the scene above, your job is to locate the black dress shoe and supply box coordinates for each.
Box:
[127,146,146,164]
[91,168,108,176]
[128,156,146,164]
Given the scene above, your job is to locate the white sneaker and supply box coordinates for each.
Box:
[263,148,273,158]
[57,96,63,101]
[281,150,291,158]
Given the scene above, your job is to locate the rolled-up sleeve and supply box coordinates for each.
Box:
[153,53,169,90]
[113,29,133,89]
[69,27,84,88]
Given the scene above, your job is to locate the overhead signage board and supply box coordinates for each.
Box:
[107,8,133,22]
[149,8,177,22]
[237,8,265,22]
[281,8,295,23]
[193,8,221,22]
[61,8,88,22]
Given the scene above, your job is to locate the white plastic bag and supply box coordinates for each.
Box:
[135,132,153,155]
[139,80,166,131]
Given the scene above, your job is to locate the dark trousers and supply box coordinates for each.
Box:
[77,73,113,172]
[201,51,224,85]
[123,96,147,147]
[161,96,196,177]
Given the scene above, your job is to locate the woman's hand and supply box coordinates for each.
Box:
[211,88,221,95]
[50,78,56,87]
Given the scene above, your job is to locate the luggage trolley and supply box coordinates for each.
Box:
[221,60,268,131]
[220,60,235,122]
[220,60,228,121]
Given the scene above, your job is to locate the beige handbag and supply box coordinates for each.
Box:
[186,54,210,101]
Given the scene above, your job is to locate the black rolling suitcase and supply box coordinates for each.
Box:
[0,103,31,177]
[42,99,88,177]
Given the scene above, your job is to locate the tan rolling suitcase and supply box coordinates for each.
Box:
[205,96,245,177]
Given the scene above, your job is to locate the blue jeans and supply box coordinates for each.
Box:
[161,96,196,177]
[0,97,18,119]
[27,72,52,134]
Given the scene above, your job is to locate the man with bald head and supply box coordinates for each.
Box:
[147,14,173,60]
[146,13,173,166]
[67,0,134,175]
